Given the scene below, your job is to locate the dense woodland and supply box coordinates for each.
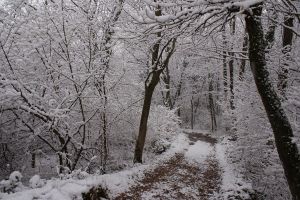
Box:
[0,0,300,199]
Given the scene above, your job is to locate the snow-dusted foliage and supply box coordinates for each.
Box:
[0,171,24,193]
[147,105,181,154]
[0,0,299,199]
[29,175,45,189]
[0,134,190,199]
[227,71,293,199]
[0,0,141,178]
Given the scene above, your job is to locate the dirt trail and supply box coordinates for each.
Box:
[115,132,221,200]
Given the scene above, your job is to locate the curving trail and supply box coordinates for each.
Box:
[115,132,221,200]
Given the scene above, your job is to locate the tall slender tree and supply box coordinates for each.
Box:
[245,3,300,199]
[133,4,177,163]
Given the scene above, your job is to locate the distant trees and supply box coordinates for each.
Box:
[0,1,299,199]
[0,0,130,175]
[208,73,217,132]
[135,0,300,199]
[278,1,294,98]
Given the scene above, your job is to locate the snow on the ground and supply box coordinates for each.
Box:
[185,141,213,164]
[162,133,190,157]
[214,139,254,200]
[2,133,256,200]
[0,133,189,200]
[182,128,211,136]
[0,167,145,200]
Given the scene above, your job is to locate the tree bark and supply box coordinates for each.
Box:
[31,152,36,168]
[134,36,176,163]
[94,0,124,170]
[208,74,217,132]
[134,72,160,163]
[191,96,194,129]
[245,4,300,199]
[229,18,235,110]
[222,29,228,99]
[133,2,177,163]
[101,83,108,172]
[161,65,173,109]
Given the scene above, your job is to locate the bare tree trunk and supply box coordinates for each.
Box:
[134,72,160,163]
[229,18,235,110]
[208,74,217,132]
[101,80,108,172]
[245,4,300,199]
[134,38,176,163]
[222,29,228,98]
[133,4,176,163]
[161,65,173,109]
[133,3,162,163]
[190,96,194,129]
[58,154,64,174]
[95,0,124,170]
[31,152,36,168]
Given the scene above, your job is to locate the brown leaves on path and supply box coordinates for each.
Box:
[115,133,221,200]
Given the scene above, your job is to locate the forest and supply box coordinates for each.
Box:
[0,0,299,199]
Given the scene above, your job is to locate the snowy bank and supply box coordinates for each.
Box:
[213,139,255,200]
[0,133,189,200]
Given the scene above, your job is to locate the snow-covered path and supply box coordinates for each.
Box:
[114,132,221,200]
[1,132,254,200]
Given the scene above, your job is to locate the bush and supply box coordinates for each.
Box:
[147,105,181,154]
[29,175,45,188]
[0,171,24,193]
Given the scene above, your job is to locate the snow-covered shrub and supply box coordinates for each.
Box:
[0,179,12,193]
[227,75,292,200]
[0,171,24,193]
[147,105,181,154]
[9,171,22,183]
[60,169,89,180]
[29,175,45,188]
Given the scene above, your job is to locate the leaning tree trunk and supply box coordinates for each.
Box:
[134,72,160,163]
[245,4,300,200]
[134,37,176,163]
[133,3,162,164]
